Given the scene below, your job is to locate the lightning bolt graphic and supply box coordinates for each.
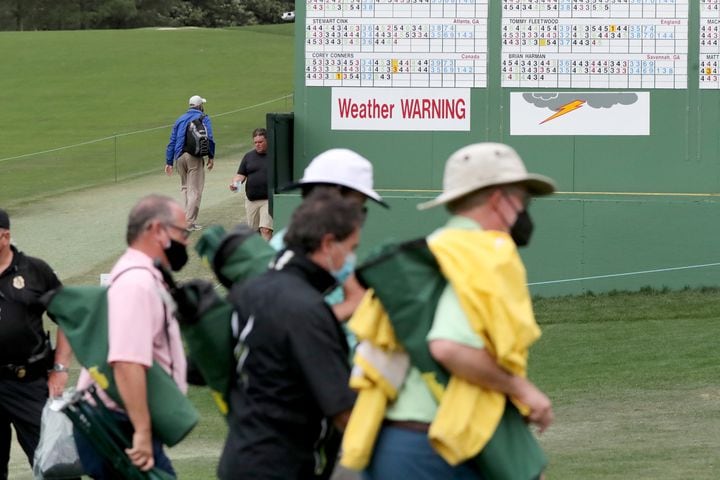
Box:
[540,100,586,124]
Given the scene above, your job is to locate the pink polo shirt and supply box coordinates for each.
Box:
[77,248,188,405]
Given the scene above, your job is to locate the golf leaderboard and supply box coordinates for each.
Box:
[301,0,720,89]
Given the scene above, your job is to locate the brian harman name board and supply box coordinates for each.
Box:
[331,88,470,131]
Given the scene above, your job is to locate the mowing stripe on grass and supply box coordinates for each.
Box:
[0,94,293,164]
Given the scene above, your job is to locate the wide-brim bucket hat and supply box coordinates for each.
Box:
[418,143,556,210]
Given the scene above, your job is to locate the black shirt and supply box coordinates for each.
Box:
[0,246,61,364]
[238,149,269,201]
[218,249,356,479]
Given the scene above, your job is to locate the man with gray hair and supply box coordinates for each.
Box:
[74,194,190,478]
[165,95,216,230]
[344,143,555,480]
[219,189,364,479]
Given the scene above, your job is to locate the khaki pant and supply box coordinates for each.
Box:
[244,198,273,231]
[177,152,205,225]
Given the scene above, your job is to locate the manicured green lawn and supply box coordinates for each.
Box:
[532,289,720,479]
[0,25,293,206]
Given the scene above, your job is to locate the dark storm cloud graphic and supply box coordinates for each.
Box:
[522,92,639,110]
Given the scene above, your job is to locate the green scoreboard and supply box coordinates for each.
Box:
[271,0,720,296]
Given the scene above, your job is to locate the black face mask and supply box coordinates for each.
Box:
[510,209,534,247]
[164,239,188,271]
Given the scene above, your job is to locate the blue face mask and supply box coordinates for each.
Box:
[327,240,357,282]
[331,252,357,283]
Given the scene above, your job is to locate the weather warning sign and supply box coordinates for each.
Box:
[331,88,470,130]
[510,92,650,135]
[501,0,688,89]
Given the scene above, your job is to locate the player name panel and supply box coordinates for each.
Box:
[305,0,489,88]
[502,0,688,19]
[503,0,688,89]
[700,0,720,88]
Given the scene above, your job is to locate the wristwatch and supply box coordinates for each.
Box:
[52,363,69,373]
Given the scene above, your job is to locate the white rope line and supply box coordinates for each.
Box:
[211,95,293,119]
[528,262,720,286]
[0,135,120,163]
[0,94,293,164]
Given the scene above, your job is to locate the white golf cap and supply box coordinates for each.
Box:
[189,95,206,107]
[417,143,556,210]
[284,148,387,207]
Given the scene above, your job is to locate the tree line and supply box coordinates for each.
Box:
[0,0,295,30]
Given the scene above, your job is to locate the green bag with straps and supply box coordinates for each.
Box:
[195,224,275,289]
[158,224,275,415]
[355,237,547,480]
[356,238,450,386]
[44,281,199,447]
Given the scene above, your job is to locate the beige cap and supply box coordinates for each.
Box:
[189,95,206,107]
[417,143,556,210]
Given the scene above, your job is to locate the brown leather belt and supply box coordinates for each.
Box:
[384,420,431,433]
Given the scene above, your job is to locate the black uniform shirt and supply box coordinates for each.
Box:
[0,245,61,364]
[237,149,269,201]
[219,249,356,479]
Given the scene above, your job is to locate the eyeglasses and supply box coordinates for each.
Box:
[165,223,192,240]
[503,190,532,210]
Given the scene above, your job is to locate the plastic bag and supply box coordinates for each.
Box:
[33,394,84,479]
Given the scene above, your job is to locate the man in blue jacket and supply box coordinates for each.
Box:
[165,95,216,230]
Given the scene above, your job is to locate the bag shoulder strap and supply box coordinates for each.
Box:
[109,265,175,379]
[108,265,153,287]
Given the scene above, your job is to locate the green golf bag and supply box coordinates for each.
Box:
[44,281,199,448]
[62,387,175,480]
[355,238,547,480]
[355,238,450,387]
[159,224,275,415]
[195,224,275,288]
[155,266,235,415]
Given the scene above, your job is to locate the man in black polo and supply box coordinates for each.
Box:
[218,190,362,479]
[0,208,73,479]
[230,127,273,240]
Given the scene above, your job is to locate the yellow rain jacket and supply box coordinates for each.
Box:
[340,294,408,471]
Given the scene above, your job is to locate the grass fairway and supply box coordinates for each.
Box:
[533,289,720,479]
[0,25,293,206]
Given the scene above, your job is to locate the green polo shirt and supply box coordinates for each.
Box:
[385,216,485,422]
